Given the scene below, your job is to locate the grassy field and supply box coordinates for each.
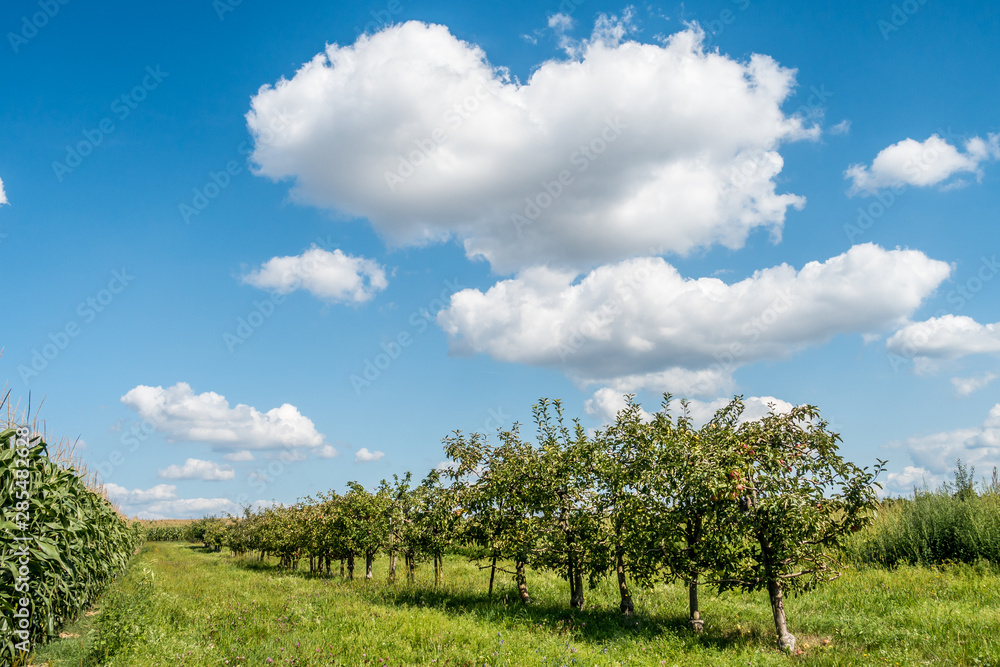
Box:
[30,542,1000,666]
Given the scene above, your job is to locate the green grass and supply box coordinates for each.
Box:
[30,542,1000,666]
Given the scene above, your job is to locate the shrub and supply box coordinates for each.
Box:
[845,463,1000,567]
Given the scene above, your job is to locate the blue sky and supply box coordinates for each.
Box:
[2,0,998,518]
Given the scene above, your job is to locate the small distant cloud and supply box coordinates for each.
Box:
[881,466,938,496]
[846,133,1000,194]
[952,372,998,397]
[241,246,388,304]
[548,13,574,31]
[317,444,339,459]
[224,450,255,462]
[0,176,7,206]
[105,483,178,503]
[355,448,385,463]
[886,402,1000,483]
[146,497,273,519]
[829,120,851,136]
[158,458,236,481]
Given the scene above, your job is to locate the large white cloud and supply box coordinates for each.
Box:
[247,21,816,273]
[439,244,950,395]
[242,245,387,304]
[158,458,236,481]
[887,403,1000,487]
[121,382,328,453]
[886,315,1000,363]
[846,133,1000,194]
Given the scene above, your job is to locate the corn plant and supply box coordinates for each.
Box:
[1,427,143,662]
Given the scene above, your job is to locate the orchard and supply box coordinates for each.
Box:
[207,394,883,653]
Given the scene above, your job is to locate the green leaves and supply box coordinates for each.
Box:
[0,428,143,661]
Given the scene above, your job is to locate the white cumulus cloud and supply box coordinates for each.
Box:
[888,403,1000,483]
[242,245,388,304]
[158,458,236,481]
[881,466,942,496]
[439,244,950,395]
[121,382,326,452]
[887,315,1000,365]
[584,388,655,423]
[682,396,795,427]
[0,176,7,206]
[355,447,385,463]
[247,21,816,273]
[846,133,1000,194]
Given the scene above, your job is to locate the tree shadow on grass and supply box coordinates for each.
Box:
[222,555,767,651]
[360,584,761,650]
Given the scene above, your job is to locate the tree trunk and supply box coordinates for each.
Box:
[515,558,532,604]
[433,554,442,587]
[688,577,704,632]
[616,547,633,615]
[566,551,576,608]
[488,554,497,596]
[347,551,355,580]
[389,551,397,583]
[686,513,705,632]
[767,578,795,652]
[407,554,416,584]
[571,568,585,609]
[340,557,345,578]
[566,530,585,609]
[365,551,374,579]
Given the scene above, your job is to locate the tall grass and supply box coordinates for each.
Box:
[845,463,1000,568]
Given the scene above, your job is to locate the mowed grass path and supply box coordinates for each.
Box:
[32,542,1000,666]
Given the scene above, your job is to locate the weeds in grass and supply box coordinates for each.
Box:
[845,463,1000,568]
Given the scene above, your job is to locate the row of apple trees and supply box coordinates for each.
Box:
[209,473,457,586]
[209,395,883,652]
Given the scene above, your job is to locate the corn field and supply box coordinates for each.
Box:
[0,425,144,663]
